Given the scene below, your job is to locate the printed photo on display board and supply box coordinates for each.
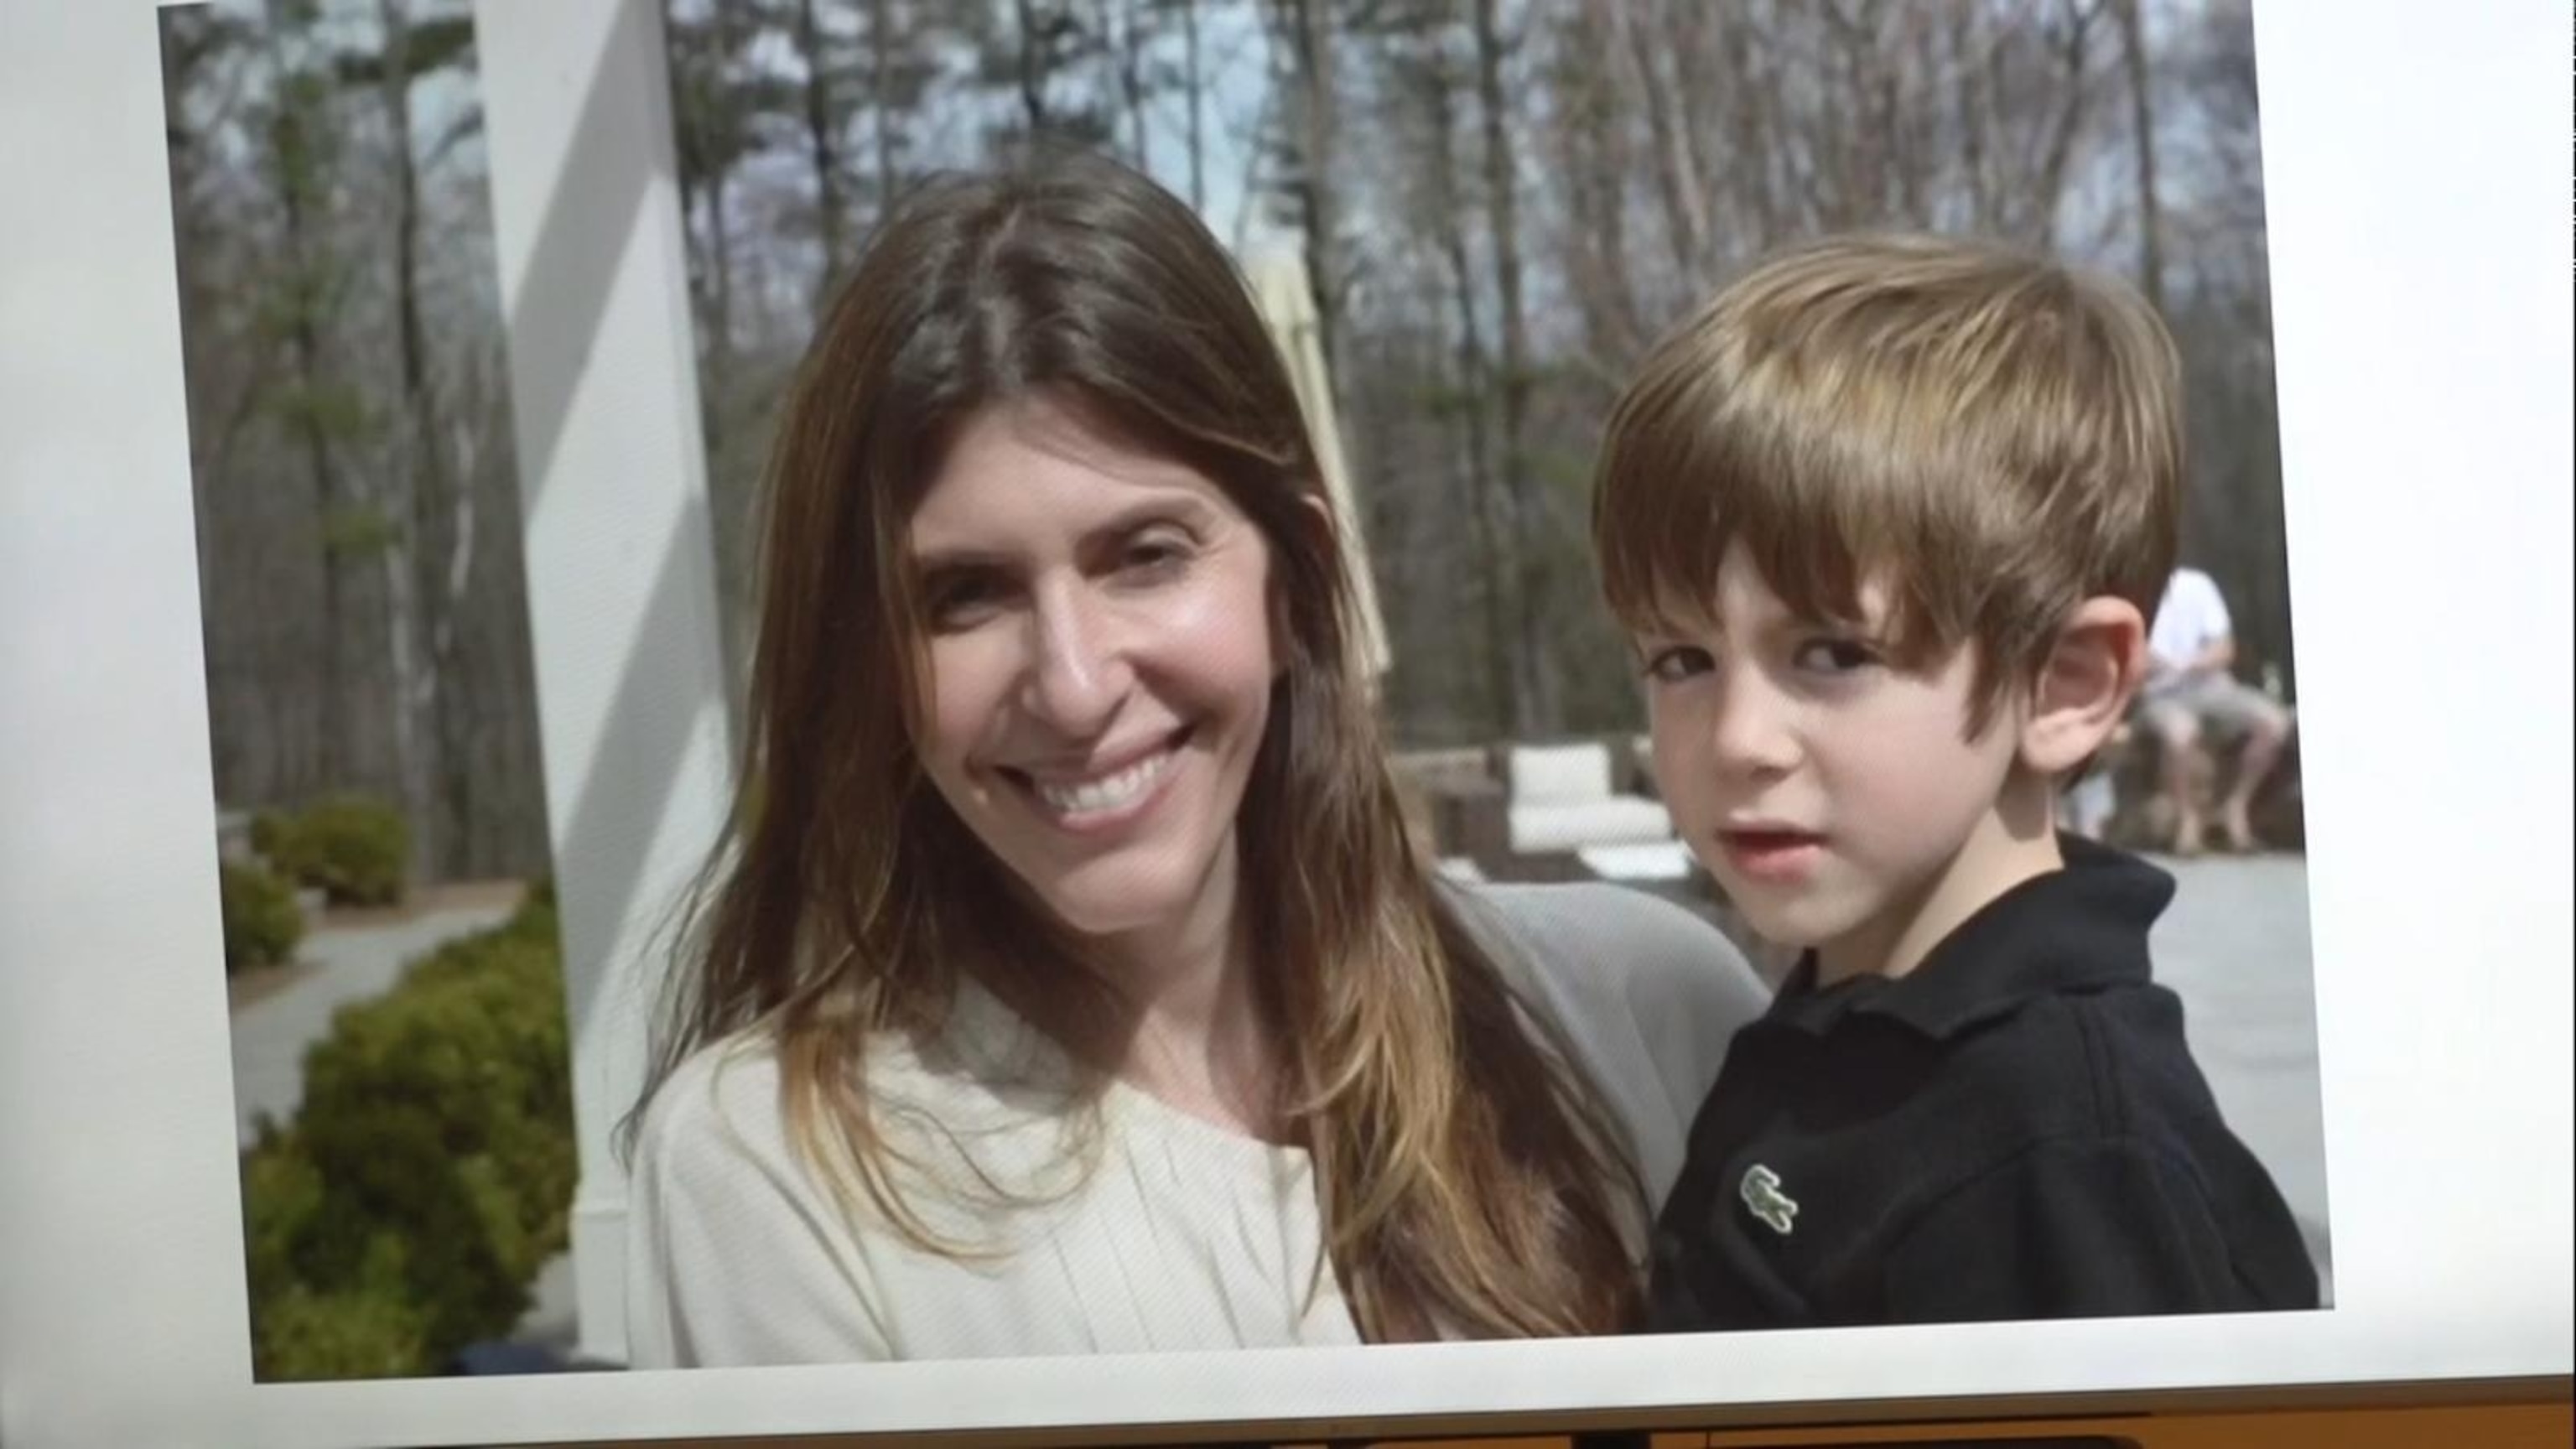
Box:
[156,0,2328,1382]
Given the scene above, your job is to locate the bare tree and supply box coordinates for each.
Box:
[2028,0,2105,249]
[793,0,848,290]
[1472,0,1556,733]
[336,0,491,876]
[1177,0,1206,208]
[1015,0,1053,131]
[2111,0,2164,312]
[1614,0,1714,279]
[1390,19,1514,735]
[1541,3,1646,396]
[867,0,901,210]
[1103,0,1150,164]
[1269,0,1350,402]
[258,0,369,795]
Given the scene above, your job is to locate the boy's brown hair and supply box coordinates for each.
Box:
[1591,231,2184,734]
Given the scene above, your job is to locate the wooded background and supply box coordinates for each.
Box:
[161,0,2293,887]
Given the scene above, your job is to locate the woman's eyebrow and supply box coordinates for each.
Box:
[906,486,1221,572]
[1061,493,1223,565]
[907,544,1014,576]
[1082,489,1217,539]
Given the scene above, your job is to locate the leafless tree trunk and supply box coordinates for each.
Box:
[374,0,444,879]
[1275,0,1348,396]
[1180,0,1205,209]
[1857,3,1931,225]
[2028,0,2103,248]
[1947,1,1997,232]
[1472,0,1556,734]
[1015,0,1052,131]
[1113,0,1150,164]
[1614,0,1710,280]
[1410,35,1514,736]
[262,0,351,796]
[2112,0,2164,312]
[869,0,899,212]
[1737,13,1799,250]
[704,168,736,389]
[795,0,845,289]
[1552,2,1645,380]
[704,171,753,702]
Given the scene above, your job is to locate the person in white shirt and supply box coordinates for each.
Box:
[617,150,1768,1367]
[2136,566,2294,854]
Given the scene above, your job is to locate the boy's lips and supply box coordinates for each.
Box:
[1715,825,1826,884]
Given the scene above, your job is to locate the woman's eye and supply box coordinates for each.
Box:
[922,572,1008,630]
[1640,644,1715,683]
[1795,636,1880,673]
[1116,530,1193,579]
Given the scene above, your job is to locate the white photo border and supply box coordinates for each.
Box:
[2,0,2568,1446]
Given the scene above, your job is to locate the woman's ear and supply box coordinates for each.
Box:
[1293,492,1337,552]
[1268,493,1337,677]
[2020,595,2148,776]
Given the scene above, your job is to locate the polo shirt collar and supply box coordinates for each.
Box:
[1763,834,2174,1041]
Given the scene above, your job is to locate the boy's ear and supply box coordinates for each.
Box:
[2019,595,2148,776]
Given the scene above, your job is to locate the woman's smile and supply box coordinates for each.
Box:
[1004,725,1194,830]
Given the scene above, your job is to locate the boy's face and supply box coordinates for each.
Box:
[1637,544,2046,983]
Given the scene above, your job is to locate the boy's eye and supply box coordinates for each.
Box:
[1640,644,1716,683]
[1794,636,1881,673]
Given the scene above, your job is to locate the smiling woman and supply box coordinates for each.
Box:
[613,148,1769,1366]
[906,400,1283,974]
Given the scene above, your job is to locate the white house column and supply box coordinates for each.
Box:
[1245,251,1390,683]
[471,0,733,1366]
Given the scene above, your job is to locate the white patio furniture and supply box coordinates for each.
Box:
[1574,839,1696,885]
[1503,740,1673,854]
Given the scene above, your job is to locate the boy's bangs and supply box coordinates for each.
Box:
[1594,373,1951,659]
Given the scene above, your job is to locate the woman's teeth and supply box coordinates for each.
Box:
[1034,747,1175,816]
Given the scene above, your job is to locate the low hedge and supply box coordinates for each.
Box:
[257,795,411,906]
[242,886,572,1380]
[221,859,304,974]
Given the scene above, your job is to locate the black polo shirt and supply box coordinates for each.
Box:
[1647,835,2319,1331]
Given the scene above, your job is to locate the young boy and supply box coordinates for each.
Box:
[1590,233,2319,1330]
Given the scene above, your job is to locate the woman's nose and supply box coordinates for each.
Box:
[1023,583,1130,734]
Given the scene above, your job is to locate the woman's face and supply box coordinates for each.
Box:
[905,396,1281,956]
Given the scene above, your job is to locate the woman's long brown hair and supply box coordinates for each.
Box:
[627,148,1644,1340]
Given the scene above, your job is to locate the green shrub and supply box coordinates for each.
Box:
[241,1130,431,1377]
[221,860,304,975]
[242,886,572,1380]
[252,1285,431,1381]
[263,795,411,906]
[248,809,290,860]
